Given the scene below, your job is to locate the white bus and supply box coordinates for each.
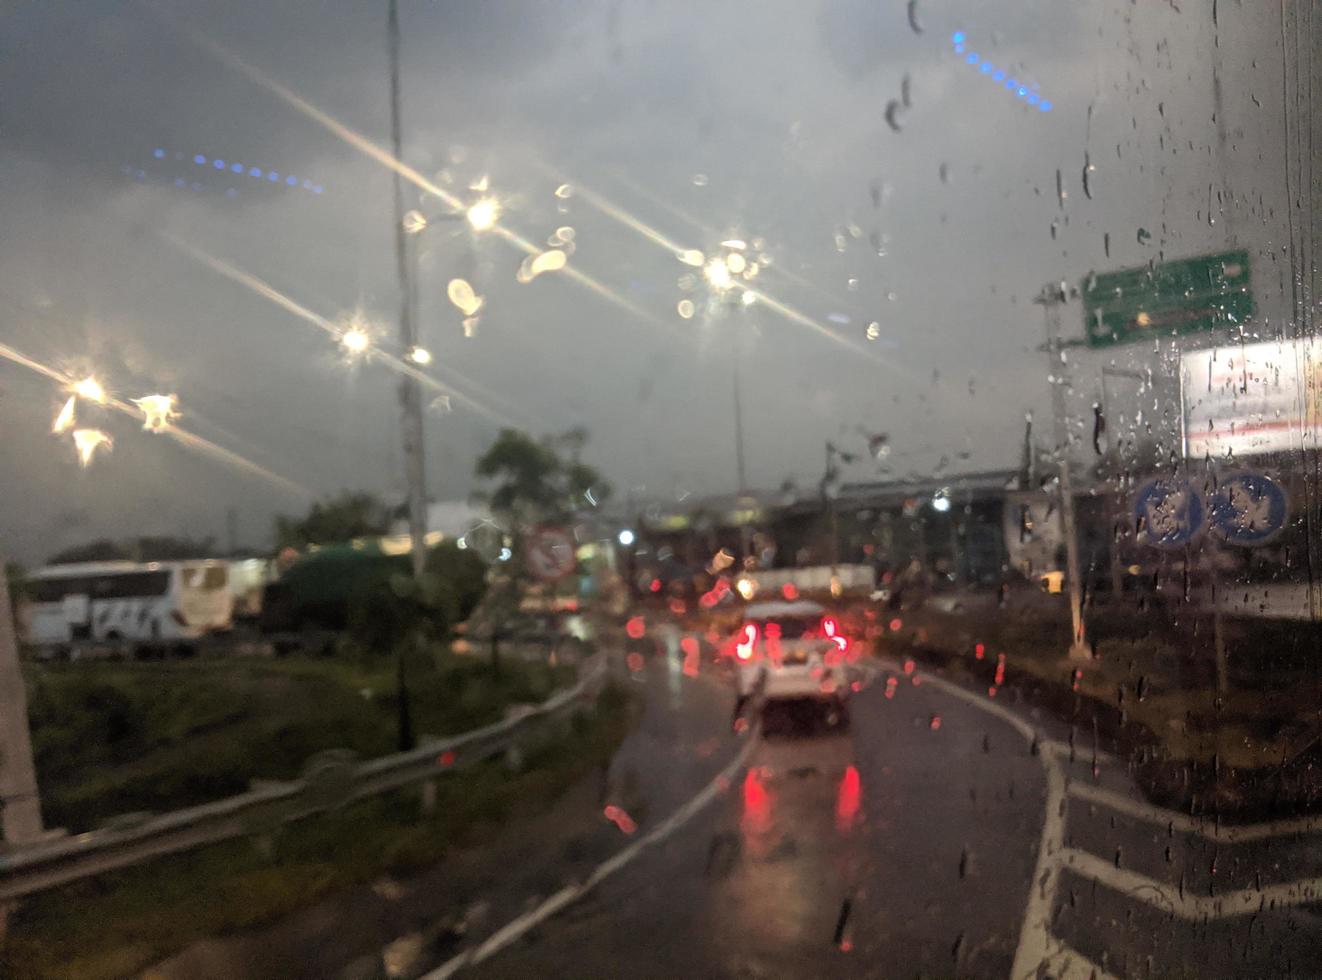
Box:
[22,560,234,657]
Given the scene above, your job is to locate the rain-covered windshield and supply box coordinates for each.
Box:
[0,2,1319,978]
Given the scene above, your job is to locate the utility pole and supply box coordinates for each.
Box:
[387,0,419,751]
[0,552,43,844]
[1036,283,1090,661]
[388,0,428,585]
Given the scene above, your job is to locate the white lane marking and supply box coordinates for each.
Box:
[1061,847,1322,920]
[1070,780,1322,844]
[1011,753,1068,979]
[1042,941,1124,980]
[873,656,1101,979]
[420,724,761,979]
[872,656,1080,978]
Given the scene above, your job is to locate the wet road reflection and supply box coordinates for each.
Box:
[469,656,1046,979]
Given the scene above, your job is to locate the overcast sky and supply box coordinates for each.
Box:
[0,0,1300,563]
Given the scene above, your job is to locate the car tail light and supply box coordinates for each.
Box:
[736,623,758,660]
[821,616,849,652]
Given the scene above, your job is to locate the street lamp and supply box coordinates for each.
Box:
[678,239,767,497]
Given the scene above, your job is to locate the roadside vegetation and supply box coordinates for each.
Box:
[880,592,1322,815]
[2,682,635,980]
[27,652,574,833]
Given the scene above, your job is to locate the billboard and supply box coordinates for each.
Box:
[1181,339,1322,458]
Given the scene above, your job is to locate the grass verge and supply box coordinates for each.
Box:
[25,652,574,832]
[1,682,635,980]
[874,598,1322,818]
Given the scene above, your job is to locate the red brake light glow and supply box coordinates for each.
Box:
[736,622,758,660]
[822,616,849,652]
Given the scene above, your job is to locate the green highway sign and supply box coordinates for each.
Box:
[1081,249,1254,348]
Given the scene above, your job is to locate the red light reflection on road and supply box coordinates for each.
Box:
[626,651,645,672]
[437,750,456,767]
[681,635,701,676]
[974,642,986,659]
[741,768,774,847]
[884,677,897,699]
[603,805,638,834]
[835,764,861,832]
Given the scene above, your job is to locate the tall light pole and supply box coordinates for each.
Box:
[385,0,424,752]
[387,0,427,586]
[1036,282,1091,661]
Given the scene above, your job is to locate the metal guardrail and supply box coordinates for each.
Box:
[0,652,607,902]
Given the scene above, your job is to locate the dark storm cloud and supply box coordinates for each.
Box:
[0,0,1297,562]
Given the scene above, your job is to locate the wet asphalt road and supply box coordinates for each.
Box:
[465,652,1048,979]
[457,637,1322,979]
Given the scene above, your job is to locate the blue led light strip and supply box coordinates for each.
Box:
[151,148,324,194]
[950,31,1053,113]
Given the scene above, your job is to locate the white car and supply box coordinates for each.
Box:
[731,599,852,723]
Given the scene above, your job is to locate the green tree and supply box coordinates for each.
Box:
[274,492,391,550]
[475,428,609,524]
[472,428,608,672]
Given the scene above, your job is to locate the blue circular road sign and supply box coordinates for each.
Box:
[1133,478,1204,549]
[1208,473,1288,546]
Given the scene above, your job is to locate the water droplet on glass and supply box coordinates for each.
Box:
[447,278,483,316]
[691,173,709,187]
[907,0,923,34]
[886,291,897,302]
[517,249,568,283]
[939,162,950,184]
[1082,153,1095,200]
[677,273,698,291]
[462,317,479,338]
[428,395,452,414]
[677,299,696,319]
[402,209,428,234]
[554,183,574,199]
[884,100,904,132]
[847,278,860,291]
[1137,227,1152,244]
[678,249,706,267]
[834,233,848,253]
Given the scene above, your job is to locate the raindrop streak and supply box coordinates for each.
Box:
[884,100,904,133]
[1082,153,1095,200]
[907,0,923,34]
